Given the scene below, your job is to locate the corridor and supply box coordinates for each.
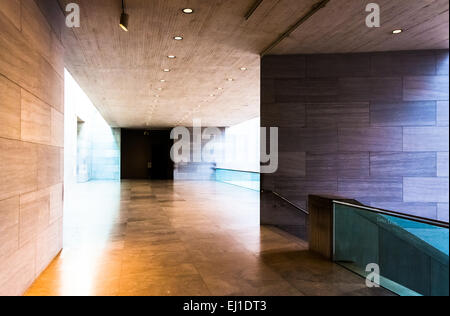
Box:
[25,181,391,296]
[1,0,448,299]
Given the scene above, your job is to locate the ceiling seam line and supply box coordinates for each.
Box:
[245,0,265,20]
[260,0,331,56]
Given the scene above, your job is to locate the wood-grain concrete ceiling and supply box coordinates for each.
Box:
[59,0,449,128]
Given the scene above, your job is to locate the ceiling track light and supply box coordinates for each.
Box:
[119,0,129,32]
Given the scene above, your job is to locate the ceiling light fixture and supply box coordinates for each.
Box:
[160,79,166,82]
[182,8,194,14]
[163,69,171,72]
[217,87,223,90]
[240,67,248,71]
[392,29,403,34]
[119,0,129,32]
[173,36,183,41]
[167,55,176,59]
[227,78,234,82]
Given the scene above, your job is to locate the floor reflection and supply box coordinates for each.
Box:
[25,180,392,296]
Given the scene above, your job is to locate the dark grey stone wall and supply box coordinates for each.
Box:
[261,50,449,222]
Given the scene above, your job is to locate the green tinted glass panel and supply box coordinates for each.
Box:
[334,203,449,296]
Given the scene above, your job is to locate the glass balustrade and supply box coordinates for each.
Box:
[215,168,260,191]
[333,201,449,296]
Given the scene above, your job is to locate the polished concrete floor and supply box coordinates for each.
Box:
[25,180,392,296]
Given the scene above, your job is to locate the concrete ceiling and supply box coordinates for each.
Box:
[60,0,449,128]
[271,0,449,54]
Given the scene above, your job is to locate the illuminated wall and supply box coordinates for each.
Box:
[64,70,120,186]
[219,117,261,173]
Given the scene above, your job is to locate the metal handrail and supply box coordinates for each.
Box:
[333,200,449,229]
[262,190,310,215]
[214,168,260,174]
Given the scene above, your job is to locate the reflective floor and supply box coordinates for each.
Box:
[25,180,392,296]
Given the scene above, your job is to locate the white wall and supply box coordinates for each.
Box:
[218,117,260,173]
[64,69,120,189]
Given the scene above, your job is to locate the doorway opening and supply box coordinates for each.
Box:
[120,129,174,180]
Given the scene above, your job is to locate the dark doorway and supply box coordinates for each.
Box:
[121,129,174,180]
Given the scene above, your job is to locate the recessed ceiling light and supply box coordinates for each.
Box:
[163,69,171,72]
[217,87,223,90]
[173,36,183,41]
[160,79,166,82]
[227,78,234,81]
[182,8,194,14]
[167,55,176,59]
[392,29,403,34]
[240,67,248,71]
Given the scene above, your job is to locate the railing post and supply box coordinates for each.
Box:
[308,195,361,260]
